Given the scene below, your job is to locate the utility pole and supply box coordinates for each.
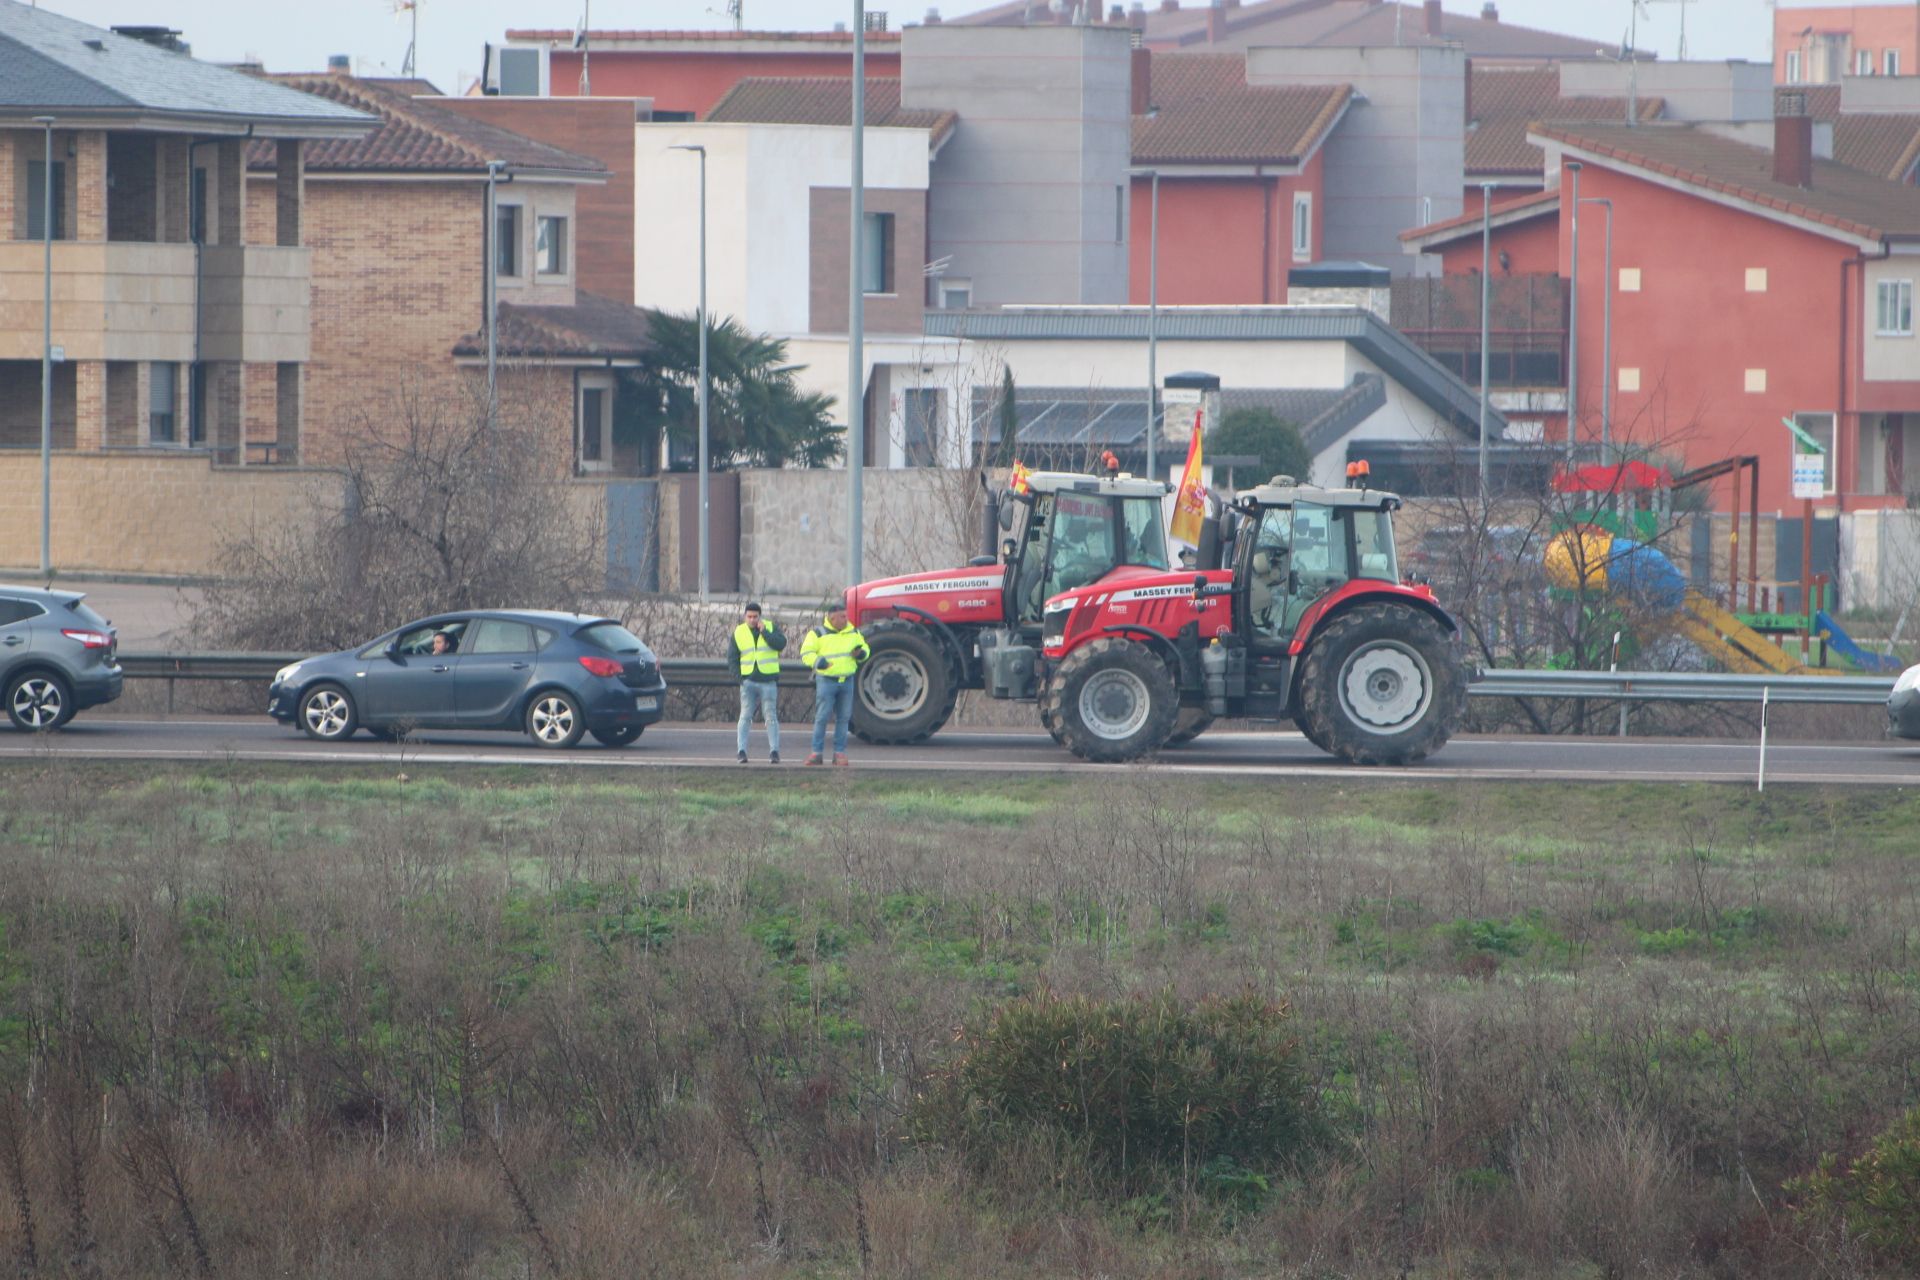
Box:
[848,0,867,586]
[1580,197,1614,465]
[36,115,54,577]
[671,146,711,602]
[1566,161,1582,458]
[1478,182,1493,506]
[1147,168,1160,486]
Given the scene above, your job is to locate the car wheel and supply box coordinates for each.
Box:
[526,690,586,749]
[5,670,72,732]
[298,683,359,742]
[590,725,644,748]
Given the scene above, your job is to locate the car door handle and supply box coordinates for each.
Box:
[432,664,450,673]
[510,661,530,670]
[0,635,22,646]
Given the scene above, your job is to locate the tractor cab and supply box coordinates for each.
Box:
[1003,471,1172,626]
[1226,478,1404,648]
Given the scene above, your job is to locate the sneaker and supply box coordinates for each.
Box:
[737,750,748,764]
[804,753,824,766]
[769,751,781,764]
[833,753,850,767]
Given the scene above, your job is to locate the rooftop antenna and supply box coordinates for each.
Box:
[392,0,419,77]
[1648,0,1693,61]
[730,0,744,30]
[579,0,591,94]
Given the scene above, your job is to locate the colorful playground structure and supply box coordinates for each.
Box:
[1544,462,1903,676]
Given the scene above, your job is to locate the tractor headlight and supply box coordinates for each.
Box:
[1895,665,1920,695]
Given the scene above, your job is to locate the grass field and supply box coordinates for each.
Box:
[0,761,1916,1278]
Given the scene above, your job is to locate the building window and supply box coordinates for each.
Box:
[26,160,66,240]
[495,204,522,277]
[1291,192,1312,262]
[1878,280,1914,335]
[1857,48,1874,75]
[939,279,972,310]
[149,363,178,444]
[1794,412,1837,494]
[535,215,568,276]
[1888,48,1903,76]
[1786,50,1802,82]
[577,378,612,472]
[861,211,894,295]
[902,387,940,467]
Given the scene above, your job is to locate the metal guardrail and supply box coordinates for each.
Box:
[1470,668,1895,705]
[118,653,1898,706]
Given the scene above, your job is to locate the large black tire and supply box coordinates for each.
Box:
[590,725,644,748]
[1039,637,1180,763]
[1292,702,1332,753]
[851,618,960,745]
[1298,604,1465,766]
[1038,694,1066,745]
[5,669,72,732]
[1163,705,1215,748]
[297,682,358,743]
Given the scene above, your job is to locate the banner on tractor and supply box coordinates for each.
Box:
[1010,460,1032,495]
[1169,411,1207,545]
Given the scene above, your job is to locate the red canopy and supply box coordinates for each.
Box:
[1550,461,1674,494]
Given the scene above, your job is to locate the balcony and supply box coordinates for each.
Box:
[0,241,309,365]
[1392,273,1567,390]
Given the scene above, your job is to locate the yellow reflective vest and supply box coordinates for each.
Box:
[731,622,783,679]
[801,618,870,680]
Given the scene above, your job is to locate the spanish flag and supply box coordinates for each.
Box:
[1168,411,1207,545]
[1010,460,1032,495]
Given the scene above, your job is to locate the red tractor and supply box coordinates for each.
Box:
[1024,475,1468,764]
[844,469,1181,746]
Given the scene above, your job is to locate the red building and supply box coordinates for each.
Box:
[1128,54,1350,304]
[1775,3,1920,83]
[1412,116,1920,512]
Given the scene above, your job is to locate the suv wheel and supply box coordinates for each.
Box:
[5,671,71,731]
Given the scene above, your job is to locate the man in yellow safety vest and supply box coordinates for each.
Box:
[727,602,786,763]
[799,601,870,766]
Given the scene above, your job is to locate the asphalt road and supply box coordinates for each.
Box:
[3,717,1916,786]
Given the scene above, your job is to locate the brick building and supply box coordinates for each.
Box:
[0,4,373,466]
[245,76,659,474]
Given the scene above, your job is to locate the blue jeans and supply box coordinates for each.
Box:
[811,674,856,756]
[737,681,780,756]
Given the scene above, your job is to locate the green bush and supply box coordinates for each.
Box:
[1209,408,1311,489]
[911,989,1315,1198]
[1790,1105,1920,1260]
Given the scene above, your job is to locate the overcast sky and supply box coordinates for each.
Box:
[38,0,1815,95]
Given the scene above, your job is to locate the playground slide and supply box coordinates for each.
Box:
[1677,592,1806,676]
[1813,610,1906,674]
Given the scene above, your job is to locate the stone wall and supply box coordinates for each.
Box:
[736,468,981,599]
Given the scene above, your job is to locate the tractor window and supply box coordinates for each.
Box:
[1120,497,1170,570]
[1351,510,1398,582]
[1045,493,1119,598]
[1290,504,1346,584]
[1246,508,1293,638]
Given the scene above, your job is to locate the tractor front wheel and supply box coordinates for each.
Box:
[1040,637,1179,763]
[851,618,960,745]
[1298,604,1464,766]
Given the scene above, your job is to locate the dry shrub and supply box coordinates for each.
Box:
[1511,1107,1686,1277]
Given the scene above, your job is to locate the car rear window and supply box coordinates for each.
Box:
[63,599,109,629]
[576,622,649,655]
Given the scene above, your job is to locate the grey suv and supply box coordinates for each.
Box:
[0,586,123,731]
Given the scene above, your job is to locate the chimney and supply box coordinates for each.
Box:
[1130,2,1149,27]
[1160,0,1178,12]
[1775,93,1814,187]
[327,53,350,73]
[1132,45,1152,114]
[1108,3,1125,21]
[1424,0,1443,37]
[925,6,943,22]
[1208,0,1226,42]
[1480,1,1497,20]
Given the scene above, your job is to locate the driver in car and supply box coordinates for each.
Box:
[430,630,458,656]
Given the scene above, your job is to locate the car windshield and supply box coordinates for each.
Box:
[577,621,651,656]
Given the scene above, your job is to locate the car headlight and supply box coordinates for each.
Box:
[1895,665,1920,695]
[273,663,303,685]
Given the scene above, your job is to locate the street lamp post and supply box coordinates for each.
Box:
[36,115,54,577]
[1578,196,1614,465]
[1566,161,1582,457]
[671,144,711,602]
[847,0,867,586]
[1147,169,1160,486]
[1478,181,1493,506]
[484,160,506,424]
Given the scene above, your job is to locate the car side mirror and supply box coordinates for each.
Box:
[384,641,401,660]
[998,495,1016,532]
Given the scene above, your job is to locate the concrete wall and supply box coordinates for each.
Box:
[903,23,1134,307]
[1862,254,1920,384]
[1246,46,1465,277]
[1559,60,1775,124]
[736,467,979,598]
[633,122,931,338]
[1843,507,1920,612]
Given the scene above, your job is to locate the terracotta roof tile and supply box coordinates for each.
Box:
[1400,186,1559,247]
[1467,65,1662,177]
[506,28,900,43]
[1533,121,1920,242]
[1833,112,1920,182]
[453,292,656,361]
[1134,54,1350,165]
[248,75,605,174]
[703,76,958,145]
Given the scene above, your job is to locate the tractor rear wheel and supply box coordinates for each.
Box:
[1292,702,1331,752]
[1298,604,1464,766]
[1041,637,1179,763]
[1162,705,1215,747]
[851,619,960,745]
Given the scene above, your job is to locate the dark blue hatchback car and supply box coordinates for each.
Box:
[267,611,667,748]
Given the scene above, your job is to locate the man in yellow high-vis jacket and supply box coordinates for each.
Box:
[799,602,870,766]
[727,602,786,763]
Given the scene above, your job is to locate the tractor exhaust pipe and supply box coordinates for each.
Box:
[980,477,1001,562]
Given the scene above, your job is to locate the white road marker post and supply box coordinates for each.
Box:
[1757,685,1770,792]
